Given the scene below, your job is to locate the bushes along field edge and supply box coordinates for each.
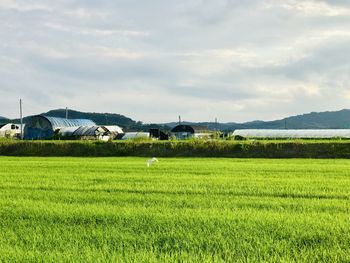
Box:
[1,139,350,158]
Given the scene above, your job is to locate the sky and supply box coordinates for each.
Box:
[1,0,350,123]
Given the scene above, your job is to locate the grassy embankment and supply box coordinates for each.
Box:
[0,157,349,262]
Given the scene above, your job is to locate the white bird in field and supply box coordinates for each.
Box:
[147,157,159,167]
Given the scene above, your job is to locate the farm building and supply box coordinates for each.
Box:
[149,128,169,140]
[24,115,95,140]
[57,125,123,141]
[103,125,123,135]
[57,126,107,140]
[170,125,212,139]
[121,132,149,140]
[232,129,350,139]
[0,123,22,138]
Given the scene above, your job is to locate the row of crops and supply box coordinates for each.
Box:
[0,157,349,262]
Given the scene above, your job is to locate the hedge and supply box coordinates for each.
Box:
[1,139,350,158]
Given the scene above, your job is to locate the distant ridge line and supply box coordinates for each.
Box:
[2,108,350,131]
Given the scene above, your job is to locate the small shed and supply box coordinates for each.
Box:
[149,128,169,140]
[0,123,22,138]
[170,125,211,139]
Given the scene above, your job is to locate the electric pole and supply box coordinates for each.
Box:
[20,99,23,140]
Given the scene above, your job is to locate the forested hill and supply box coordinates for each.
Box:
[0,116,9,125]
[3,108,350,131]
[41,109,171,131]
[250,109,350,129]
[43,109,138,127]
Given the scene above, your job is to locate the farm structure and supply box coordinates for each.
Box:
[233,129,350,139]
[0,123,22,138]
[150,128,169,140]
[121,132,150,140]
[24,115,96,140]
[24,115,124,140]
[171,125,213,139]
[58,125,123,141]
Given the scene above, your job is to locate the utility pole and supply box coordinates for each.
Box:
[20,99,23,140]
[178,115,181,125]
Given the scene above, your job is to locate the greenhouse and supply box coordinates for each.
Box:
[24,115,95,140]
[103,125,123,135]
[121,132,150,140]
[170,125,212,139]
[233,129,350,139]
[57,125,124,140]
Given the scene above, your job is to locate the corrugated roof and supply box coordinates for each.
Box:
[57,127,79,137]
[44,116,95,130]
[103,125,123,134]
[171,125,210,133]
[73,126,107,136]
[171,125,195,133]
[121,132,149,140]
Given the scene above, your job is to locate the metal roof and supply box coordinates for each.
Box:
[44,116,95,130]
[73,126,107,137]
[121,132,149,140]
[233,129,350,138]
[171,125,210,133]
[103,125,123,134]
[171,125,195,133]
[57,127,79,137]
[0,123,21,131]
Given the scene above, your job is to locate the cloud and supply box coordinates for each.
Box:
[1,0,350,122]
[265,0,350,17]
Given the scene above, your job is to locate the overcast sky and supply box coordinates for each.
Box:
[1,0,350,123]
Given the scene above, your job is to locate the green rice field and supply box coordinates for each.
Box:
[0,157,349,262]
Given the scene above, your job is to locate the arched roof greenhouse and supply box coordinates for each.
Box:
[24,115,95,140]
[233,129,350,139]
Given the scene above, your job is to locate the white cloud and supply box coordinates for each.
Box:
[1,0,350,122]
[91,47,145,60]
[0,0,53,12]
[265,0,350,16]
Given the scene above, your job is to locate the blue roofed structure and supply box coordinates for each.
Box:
[24,115,95,140]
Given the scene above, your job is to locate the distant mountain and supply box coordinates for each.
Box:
[243,109,350,129]
[4,108,350,132]
[164,109,350,131]
[43,109,173,131]
[9,109,170,131]
[0,116,9,125]
[165,121,238,131]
